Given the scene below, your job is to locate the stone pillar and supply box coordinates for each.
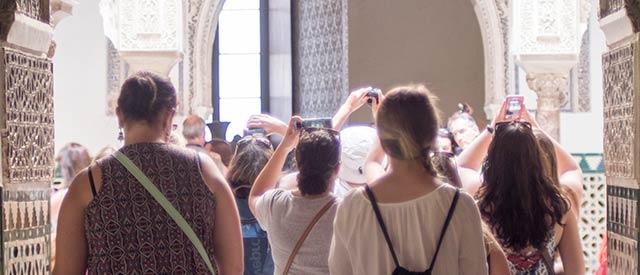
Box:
[526,73,568,139]
[0,0,56,273]
[599,0,640,273]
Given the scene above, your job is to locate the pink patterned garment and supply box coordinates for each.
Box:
[85,143,217,274]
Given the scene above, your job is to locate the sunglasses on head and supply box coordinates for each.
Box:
[494,120,532,131]
[235,136,273,151]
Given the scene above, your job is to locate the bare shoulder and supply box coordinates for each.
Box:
[64,167,95,208]
[197,151,230,193]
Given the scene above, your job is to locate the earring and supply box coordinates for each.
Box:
[117,128,124,142]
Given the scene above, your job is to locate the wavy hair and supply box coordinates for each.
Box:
[477,122,569,251]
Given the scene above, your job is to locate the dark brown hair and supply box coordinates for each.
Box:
[227,137,274,199]
[117,71,177,124]
[296,129,341,196]
[376,84,440,174]
[478,123,569,251]
[534,130,580,210]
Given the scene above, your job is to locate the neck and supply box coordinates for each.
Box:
[123,123,166,146]
[388,158,435,182]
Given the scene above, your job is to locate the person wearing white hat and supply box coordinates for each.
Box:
[334,126,379,197]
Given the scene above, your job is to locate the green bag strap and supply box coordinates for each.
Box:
[114,151,216,275]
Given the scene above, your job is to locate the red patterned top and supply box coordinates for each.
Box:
[85,143,217,274]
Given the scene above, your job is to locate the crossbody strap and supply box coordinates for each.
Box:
[427,188,460,270]
[283,199,335,275]
[114,151,216,275]
[364,185,402,268]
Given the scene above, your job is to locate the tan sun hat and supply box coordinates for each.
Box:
[339,126,378,184]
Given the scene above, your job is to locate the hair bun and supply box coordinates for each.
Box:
[117,71,177,124]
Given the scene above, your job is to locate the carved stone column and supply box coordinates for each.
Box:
[599,0,640,273]
[0,1,55,273]
[526,73,568,140]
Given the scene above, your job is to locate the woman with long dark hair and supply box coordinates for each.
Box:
[458,102,584,274]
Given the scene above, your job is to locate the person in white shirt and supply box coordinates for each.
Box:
[330,84,488,275]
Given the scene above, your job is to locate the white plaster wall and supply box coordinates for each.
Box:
[559,8,606,154]
[53,0,119,156]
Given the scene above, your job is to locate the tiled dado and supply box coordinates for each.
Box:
[608,185,640,274]
[2,189,50,275]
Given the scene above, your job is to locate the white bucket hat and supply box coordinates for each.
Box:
[339,126,378,184]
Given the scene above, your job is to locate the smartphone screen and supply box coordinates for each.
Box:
[300,118,333,129]
[506,96,524,116]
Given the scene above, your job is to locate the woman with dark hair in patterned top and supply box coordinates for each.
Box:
[54,71,243,274]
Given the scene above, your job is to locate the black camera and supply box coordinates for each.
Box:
[367,88,381,105]
[295,118,333,129]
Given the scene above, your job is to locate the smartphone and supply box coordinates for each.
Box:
[505,95,524,116]
[295,118,333,129]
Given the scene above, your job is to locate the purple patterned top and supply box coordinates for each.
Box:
[85,143,217,274]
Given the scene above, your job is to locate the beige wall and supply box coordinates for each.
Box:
[348,0,485,125]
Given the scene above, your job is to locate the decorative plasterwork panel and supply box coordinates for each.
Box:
[16,0,46,22]
[1,48,55,189]
[603,39,638,186]
[1,47,53,274]
[576,25,591,112]
[100,0,182,51]
[608,186,638,274]
[599,0,625,19]
[292,0,349,117]
[106,40,127,116]
[515,0,581,54]
[184,0,223,117]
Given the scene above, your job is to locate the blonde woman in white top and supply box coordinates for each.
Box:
[329,85,488,275]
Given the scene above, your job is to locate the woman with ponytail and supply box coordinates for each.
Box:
[330,85,487,274]
[249,116,341,275]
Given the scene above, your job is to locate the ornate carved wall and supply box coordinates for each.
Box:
[292,0,349,117]
[574,153,606,274]
[604,35,640,274]
[0,0,55,273]
[0,48,54,274]
[600,0,640,270]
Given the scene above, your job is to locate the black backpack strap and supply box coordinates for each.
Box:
[87,165,97,197]
[427,188,460,271]
[364,185,401,268]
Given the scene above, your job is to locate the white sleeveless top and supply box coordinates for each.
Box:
[329,184,488,275]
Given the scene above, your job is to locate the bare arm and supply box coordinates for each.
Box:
[200,153,244,275]
[249,117,301,215]
[364,138,387,183]
[558,210,585,275]
[247,114,288,136]
[53,169,94,275]
[457,101,507,172]
[332,88,370,131]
